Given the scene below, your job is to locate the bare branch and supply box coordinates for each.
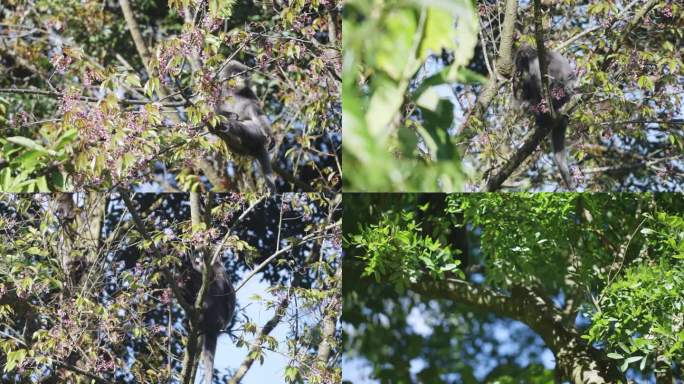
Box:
[227,289,292,384]
[235,222,339,293]
[118,0,152,74]
[0,87,186,107]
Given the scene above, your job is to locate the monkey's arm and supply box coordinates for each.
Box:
[244,104,273,138]
[211,121,275,192]
[212,122,316,192]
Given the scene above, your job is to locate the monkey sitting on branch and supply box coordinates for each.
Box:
[512,44,576,189]
[212,60,276,192]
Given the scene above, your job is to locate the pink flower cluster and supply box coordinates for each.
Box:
[50,53,72,74]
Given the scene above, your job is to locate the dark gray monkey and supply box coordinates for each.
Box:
[214,60,276,192]
[212,119,275,192]
[189,252,236,384]
[513,44,576,188]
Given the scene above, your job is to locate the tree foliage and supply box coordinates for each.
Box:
[344,193,684,383]
[0,0,341,192]
[342,0,480,191]
[0,193,342,383]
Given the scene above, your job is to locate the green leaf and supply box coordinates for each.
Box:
[26,246,46,255]
[637,75,655,92]
[366,78,404,138]
[36,176,49,192]
[50,171,65,190]
[607,352,624,359]
[284,366,299,382]
[125,73,142,87]
[6,136,50,154]
[639,354,647,370]
[440,263,460,272]
[54,129,78,150]
[419,7,457,60]
[375,9,416,80]
[625,356,642,364]
[4,349,27,373]
[414,86,441,111]
[0,168,12,190]
[13,150,45,172]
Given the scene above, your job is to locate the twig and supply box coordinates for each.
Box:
[54,361,115,384]
[227,287,293,384]
[210,196,267,265]
[234,222,339,292]
[0,87,186,107]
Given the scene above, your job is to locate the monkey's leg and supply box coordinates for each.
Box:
[551,116,574,189]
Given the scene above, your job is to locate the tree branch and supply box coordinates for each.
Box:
[227,289,292,384]
[456,0,517,140]
[119,190,193,314]
[118,0,152,74]
[234,222,339,293]
[316,266,341,365]
[180,191,209,384]
[412,278,622,383]
[0,87,186,107]
[54,361,115,384]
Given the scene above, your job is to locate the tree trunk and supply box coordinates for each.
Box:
[414,280,624,383]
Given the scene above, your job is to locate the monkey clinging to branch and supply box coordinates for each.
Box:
[212,60,276,192]
[512,44,576,188]
[187,250,236,384]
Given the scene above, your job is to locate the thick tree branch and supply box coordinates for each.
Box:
[180,191,209,384]
[316,265,342,365]
[532,0,556,121]
[412,278,623,383]
[118,0,179,121]
[119,190,193,313]
[118,0,152,74]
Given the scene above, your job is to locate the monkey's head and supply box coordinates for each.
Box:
[187,248,208,274]
[218,60,251,88]
[514,44,537,74]
[512,44,538,108]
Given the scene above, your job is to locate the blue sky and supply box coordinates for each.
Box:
[342,308,555,383]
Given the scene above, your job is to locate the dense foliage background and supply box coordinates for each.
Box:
[0,0,341,193]
[343,193,684,383]
[0,193,342,383]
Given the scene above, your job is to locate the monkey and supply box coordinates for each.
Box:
[213,60,276,192]
[212,119,275,192]
[187,250,236,384]
[513,44,576,189]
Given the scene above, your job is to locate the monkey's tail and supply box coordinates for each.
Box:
[258,150,276,192]
[203,332,218,384]
[550,116,574,189]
